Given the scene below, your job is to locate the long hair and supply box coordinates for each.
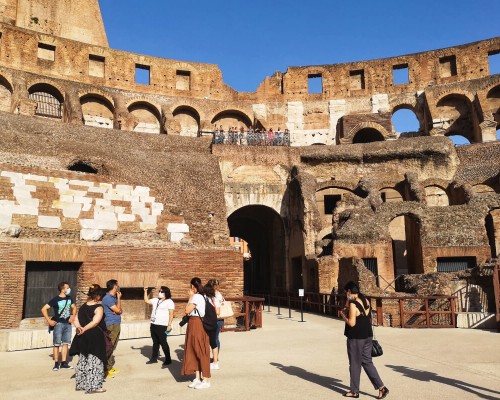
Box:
[204,283,215,299]
[160,286,172,299]
[190,277,204,295]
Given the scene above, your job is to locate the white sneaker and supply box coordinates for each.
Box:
[210,362,220,370]
[194,380,211,389]
[188,379,201,388]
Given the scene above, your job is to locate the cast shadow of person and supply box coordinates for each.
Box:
[270,362,351,395]
[130,344,185,382]
[386,364,500,400]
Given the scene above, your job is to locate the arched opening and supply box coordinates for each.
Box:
[81,94,114,129]
[486,209,500,258]
[128,102,161,134]
[211,110,252,132]
[227,205,286,294]
[28,83,63,119]
[380,188,404,203]
[67,161,98,174]
[436,94,475,142]
[486,85,500,135]
[392,107,420,136]
[173,106,200,137]
[425,186,449,206]
[446,133,471,146]
[0,76,13,113]
[472,184,495,194]
[352,128,384,144]
[389,214,423,278]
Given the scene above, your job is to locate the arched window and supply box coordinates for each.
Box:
[436,93,475,142]
[81,95,114,129]
[352,128,384,144]
[0,76,13,113]
[392,108,420,135]
[446,133,471,146]
[128,102,161,134]
[28,83,63,119]
[173,106,200,137]
[211,110,252,132]
[380,188,404,203]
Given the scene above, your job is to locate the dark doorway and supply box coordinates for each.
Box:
[23,262,80,319]
[292,256,303,291]
[227,205,286,295]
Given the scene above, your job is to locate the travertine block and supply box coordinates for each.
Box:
[60,195,74,203]
[140,215,157,225]
[140,222,157,231]
[88,186,108,194]
[118,213,136,222]
[168,232,185,242]
[167,223,190,233]
[25,174,48,182]
[60,203,82,218]
[73,196,93,205]
[0,212,13,227]
[13,205,38,216]
[80,229,104,241]
[69,179,95,187]
[38,216,61,229]
[80,218,118,231]
[61,189,87,197]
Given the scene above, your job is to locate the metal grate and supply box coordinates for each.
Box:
[29,91,62,118]
[436,257,476,272]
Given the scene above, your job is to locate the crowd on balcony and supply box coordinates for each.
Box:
[212,126,291,146]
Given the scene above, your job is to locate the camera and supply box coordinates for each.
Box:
[179,315,190,327]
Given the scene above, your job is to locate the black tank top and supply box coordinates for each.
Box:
[344,299,373,339]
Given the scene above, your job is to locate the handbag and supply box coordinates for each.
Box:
[218,296,234,319]
[371,339,383,357]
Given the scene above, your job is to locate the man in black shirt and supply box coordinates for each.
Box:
[41,281,77,371]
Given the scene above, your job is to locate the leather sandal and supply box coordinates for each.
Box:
[377,386,389,399]
[343,392,359,398]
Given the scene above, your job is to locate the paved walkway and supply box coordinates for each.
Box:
[1,308,499,400]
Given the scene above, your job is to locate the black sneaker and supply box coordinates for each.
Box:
[52,363,60,371]
[146,359,158,364]
[60,362,73,369]
[162,361,172,368]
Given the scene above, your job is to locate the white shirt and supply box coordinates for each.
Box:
[188,293,206,317]
[150,298,175,326]
[215,290,224,303]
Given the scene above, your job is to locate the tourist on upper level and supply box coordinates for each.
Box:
[204,282,221,370]
[102,279,122,378]
[41,281,77,371]
[339,281,389,399]
[143,286,175,368]
[70,284,108,394]
[267,128,274,145]
[182,277,211,389]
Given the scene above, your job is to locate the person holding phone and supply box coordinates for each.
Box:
[144,286,175,367]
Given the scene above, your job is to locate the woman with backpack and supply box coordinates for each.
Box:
[339,281,389,399]
[181,277,211,389]
[204,283,221,370]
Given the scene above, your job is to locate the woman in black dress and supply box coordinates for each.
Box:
[70,285,108,394]
[339,281,389,399]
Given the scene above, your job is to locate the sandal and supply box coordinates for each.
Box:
[343,392,359,398]
[377,386,389,399]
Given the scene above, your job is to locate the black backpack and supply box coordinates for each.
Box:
[196,296,217,333]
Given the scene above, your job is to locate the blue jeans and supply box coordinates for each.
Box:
[215,320,224,350]
[53,322,72,346]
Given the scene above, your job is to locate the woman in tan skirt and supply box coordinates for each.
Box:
[181,277,211,389]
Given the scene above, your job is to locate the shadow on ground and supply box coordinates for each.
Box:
[387,365,500,400]
[270,362,351,395]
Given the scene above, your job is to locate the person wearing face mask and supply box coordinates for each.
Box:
[143,286,175,367]
[339,281,389,399]
[41,281,77,371]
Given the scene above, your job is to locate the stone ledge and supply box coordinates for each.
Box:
[0,319,187,352]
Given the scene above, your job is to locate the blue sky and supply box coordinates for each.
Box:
[98,0,500,141]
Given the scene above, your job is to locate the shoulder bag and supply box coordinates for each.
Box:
[218,295,234,319]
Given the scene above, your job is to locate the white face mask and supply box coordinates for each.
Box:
[65,288,71,296]
[158,292,165,299]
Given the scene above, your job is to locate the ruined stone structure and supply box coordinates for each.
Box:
[0,1,499,345]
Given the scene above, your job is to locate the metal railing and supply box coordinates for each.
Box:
[211,131,291,146]
[252,291,457,328]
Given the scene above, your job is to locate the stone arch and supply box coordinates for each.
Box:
[80,93,114,129]
[127,101,162,134]
[345,122,389,144]
[0,74,13,113]
[435,93,476,142]
[227,205,287,292]
[472,183,496,194]
[486,84,500,129]
[211,109,253,131]
[172,105,201,137]
[380,187,404,203]
[424,185,449,206]
[391,104,423,136]
[28,82,64,119]
[316,180,358,192]
[389,212,423,276]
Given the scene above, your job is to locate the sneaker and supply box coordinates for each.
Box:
[194,380,211,389]
[60,362,73,369]
[145,359,158,364]
[162,361,172,368]
[108,368,120,374]
[52,363,60,371]
[188,379,201,388]
[105,371,115,379]
[210,362,220,370]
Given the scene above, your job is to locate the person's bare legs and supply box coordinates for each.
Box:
[53,346,60,363]
[61,344,68,363]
